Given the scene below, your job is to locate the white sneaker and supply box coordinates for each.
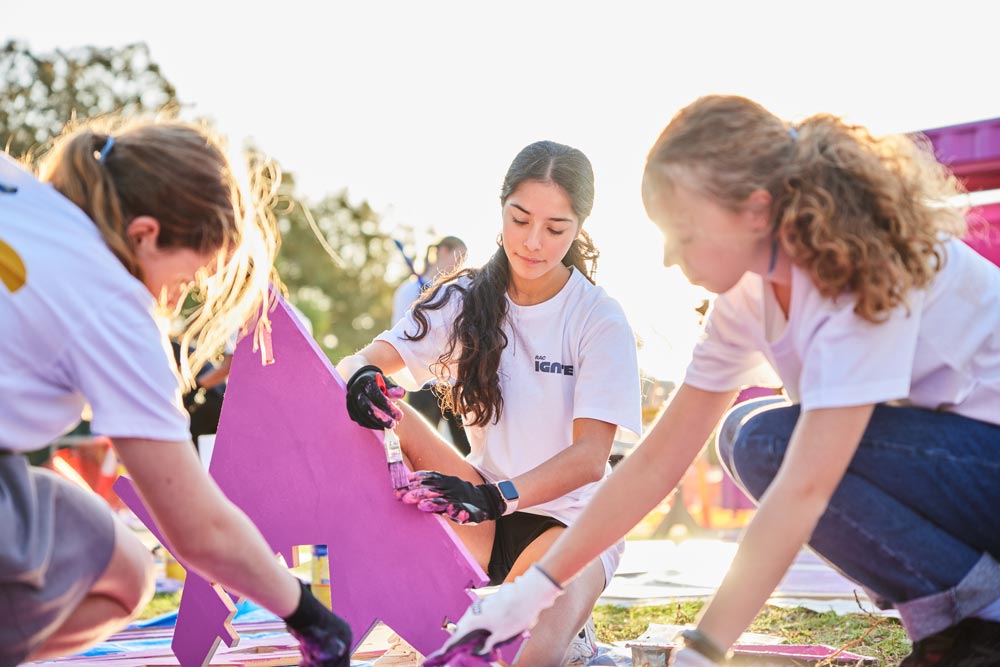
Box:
[562,615,598,666]
[373,632,421,667]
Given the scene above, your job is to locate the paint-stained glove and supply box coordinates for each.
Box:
[284,581,353,667]
[424,565,563,667]
[396,471,505,524]
[345,365,405,430]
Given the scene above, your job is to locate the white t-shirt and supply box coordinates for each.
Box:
[685,238,1000,426]
[377,268,643,525]
[0,154,190,451]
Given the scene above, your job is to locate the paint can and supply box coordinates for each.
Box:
[311,544,331,608]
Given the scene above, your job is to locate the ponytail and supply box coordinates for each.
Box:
[38,129,138,276]
[35,116,281,386]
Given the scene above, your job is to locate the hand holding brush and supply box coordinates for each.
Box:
[375,374,410,489]
[344,364,409,488]
[345,365,405,429]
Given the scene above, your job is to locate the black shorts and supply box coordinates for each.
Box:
[487,511,566,586]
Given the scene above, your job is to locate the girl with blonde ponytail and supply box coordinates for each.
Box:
[0,117,350,666]
[337,141,642,667]
[432,97,1000,667]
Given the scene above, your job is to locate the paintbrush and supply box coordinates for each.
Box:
[382,427,409,490]
[376,374,410,489]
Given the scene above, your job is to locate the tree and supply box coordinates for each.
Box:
[273,170,402,362]
[0,40,177,157]
[0,40,402,364]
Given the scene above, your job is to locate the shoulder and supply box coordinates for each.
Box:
[568,272,631,328]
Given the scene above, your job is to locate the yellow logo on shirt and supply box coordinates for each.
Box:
[0,238,26,292]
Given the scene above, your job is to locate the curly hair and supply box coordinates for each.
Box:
[645,95,967,322]
[405,140,600,427]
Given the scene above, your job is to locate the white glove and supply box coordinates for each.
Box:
[424,565,563,666]
[669,647,718,667]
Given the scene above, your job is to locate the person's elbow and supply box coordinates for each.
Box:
[579,453,609,485]
[165,503,239,569]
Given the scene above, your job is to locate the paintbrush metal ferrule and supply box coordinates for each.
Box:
[384,428,410,489]
[383,428,403,464]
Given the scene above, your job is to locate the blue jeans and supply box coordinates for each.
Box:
[717,398,1000,641]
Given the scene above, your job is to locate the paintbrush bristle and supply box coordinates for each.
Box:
[383,429,409,489]
[388,460,410,490]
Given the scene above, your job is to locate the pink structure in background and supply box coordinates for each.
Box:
[116,298,522,667]
[918,116,1000,267]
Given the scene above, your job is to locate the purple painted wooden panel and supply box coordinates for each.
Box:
[117,297,522,666]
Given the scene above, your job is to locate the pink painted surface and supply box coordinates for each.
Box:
[916,117,1000,191]
[966,202,1000,267]
[916,117,1000,266]
[116,297,521,666]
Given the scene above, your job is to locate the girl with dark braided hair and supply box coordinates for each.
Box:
[338,140,642,667]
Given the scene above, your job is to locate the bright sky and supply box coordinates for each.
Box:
[10,0,1000,382]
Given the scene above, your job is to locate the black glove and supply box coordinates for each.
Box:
[284,580,353,667]
[345,365,405,430]
[396,471,506,524]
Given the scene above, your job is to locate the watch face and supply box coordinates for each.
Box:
[497,480,519,500]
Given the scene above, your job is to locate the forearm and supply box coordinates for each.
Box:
[695,484,826,648]
[335,341,404,382]
[693,405,874,651]
[335,354,370,381]
[114,438,300,617]
[540,385,738,583]
[510,442,608,510]
[539,434,687,582]
[174,498,301,616]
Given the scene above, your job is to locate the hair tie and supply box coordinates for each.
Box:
[767,235,779,275]
[788,126,798,141]
[97,136,116,164]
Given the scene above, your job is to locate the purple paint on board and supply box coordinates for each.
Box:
[116,295,523,666]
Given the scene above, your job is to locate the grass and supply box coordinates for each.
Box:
[594,600,912,664]
[140,593,911,663]
[133,497,914,663]
[137,591,183,620]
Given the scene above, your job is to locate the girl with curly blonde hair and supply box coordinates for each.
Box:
[431,96,1000,667]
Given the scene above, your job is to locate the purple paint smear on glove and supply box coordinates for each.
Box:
[423,629,513,667]
[395,471,485,524]
[288,615,352,667]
